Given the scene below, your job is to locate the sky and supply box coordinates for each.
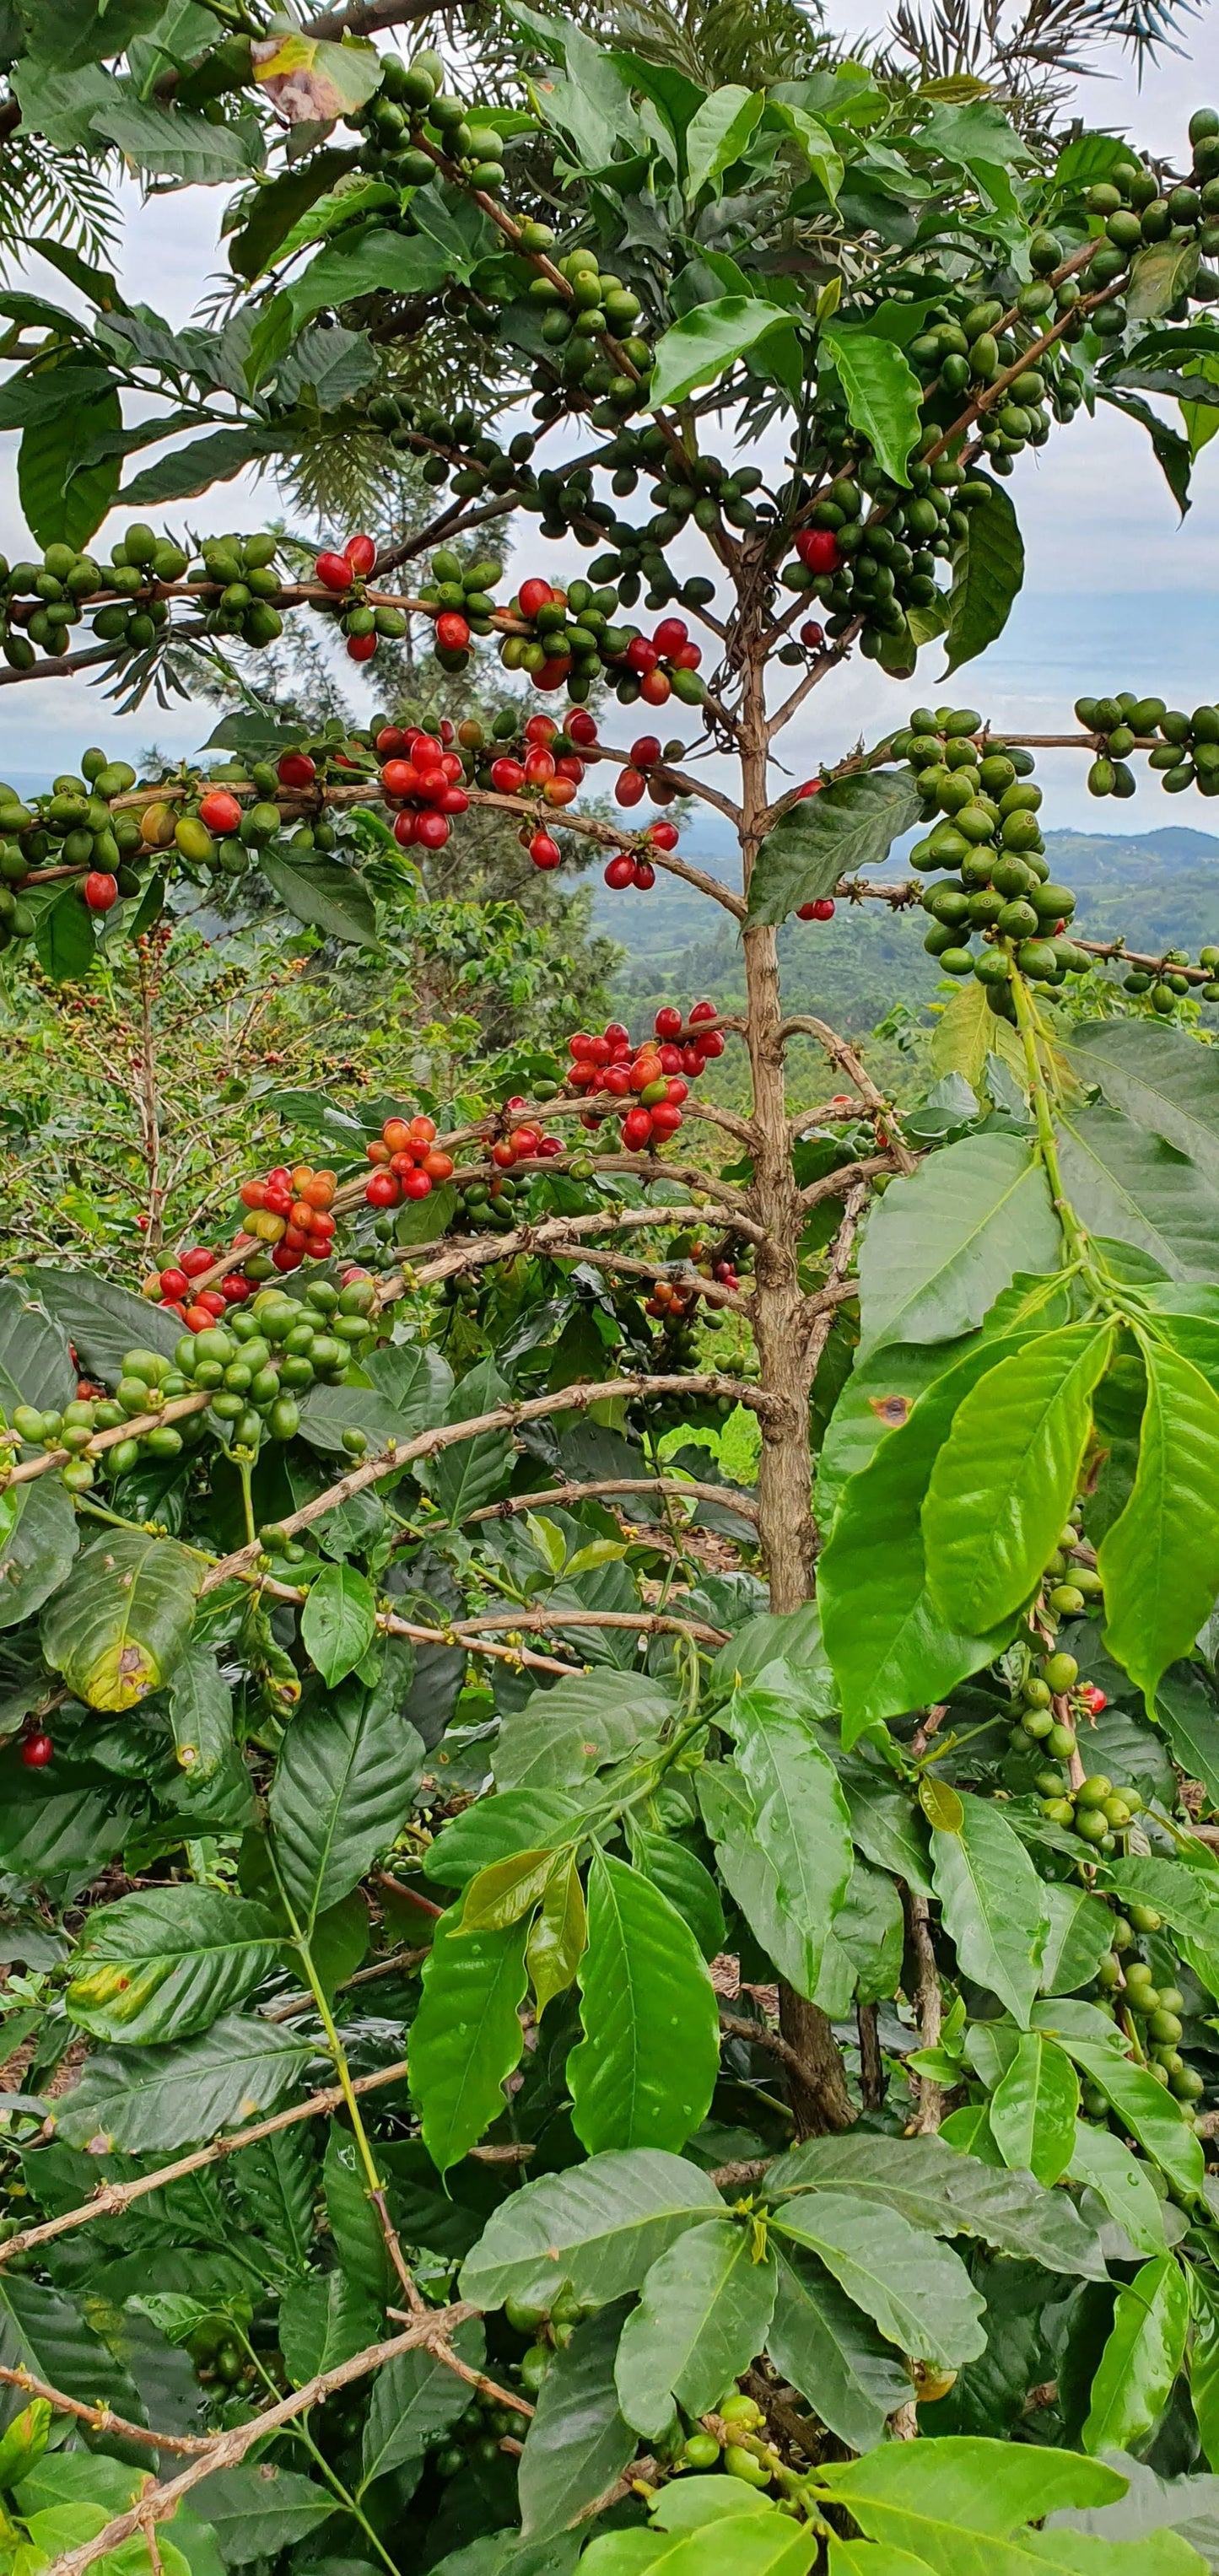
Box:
[3,11,1219,839]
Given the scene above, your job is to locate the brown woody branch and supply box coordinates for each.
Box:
[465,1475,758,1524]
[0,2367,214,2456]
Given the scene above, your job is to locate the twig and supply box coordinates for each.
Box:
[905,1890,944,2135]
[0,2367,213,2456]
[465,1476,758,1525]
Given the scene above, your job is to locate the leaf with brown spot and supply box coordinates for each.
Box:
[40,1529,203,1711]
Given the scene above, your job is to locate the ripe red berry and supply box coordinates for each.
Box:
[415,811,450,849]
[689,1000,717,1023]
[84,870,118,912]
[604,854,635,889]
[278,752,317,790]
[272,1242,305,1271]
[344,533,376,576]
[698,1027,725,1057]
[532,655,570,693]
[393,811,417,846]
[672,642,702,671]
[316,550,354,591]
[182,1247,215,1277]
[653,617,688,657]
[648,822,679,852]
[801,621,826,649]
[640,670,672,705]
[796,529,843,574]
[622,1107,653,1149]
[376,725,407,756]
[616,769,646,808]
[198,789,242,835]
[519,578,554,619]
[490,756,526,794]
[632,860,655,889]
[159,1267,189,1301]
[537,1134,562,1156]
[626,636,658,675]
[568,709,598,746]
[603,1063,631,1096]
[524,746,557,786]
[630,736,662,769]
[811,897,837,921]
[525,714,558,746]
[19,1732,53,1768]
[655,1005,682,1039]
[436,610,471,652]
[401,1168,432,1199]
[796,779,823,800]
[530,831,561,869]
[348,631,378,662]
[366,1171,400,1207]
[650,1101,682,1135]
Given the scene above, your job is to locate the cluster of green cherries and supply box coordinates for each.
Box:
[0,746,146,946]
[1081,689,1219,811]
[1079,108,1219,340]
[908,278,1086,468]
[170,1280,380,1453]
[8,1349,208,1493]
[893,708,1087,1012]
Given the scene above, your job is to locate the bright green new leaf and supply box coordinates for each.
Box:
[930,1792,1048,2026]
[649,296,794,410]
[684,86,764,198]
[823,324,923,485]
[1100,1328,1219,1709]
[526,1852,588,2017]
[614,2219,777,2439]
[1066,2121,1168,2259]
[923,1321,1114,1631]
[1083,2255,1189,2455]
[569,1854,719,2154]
[65,1887,281,2045]
[987,2032,1078,2185]
[408,1902,529,2173]
[817,2439,1126,2563]
[461,1846,559,1932]
[720,1660,852,1995]
[1055,1106,1219,1280]
[856,1131,1060,1355]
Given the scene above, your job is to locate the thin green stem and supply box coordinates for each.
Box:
[1009,968,1092,1272]
[267,1855,387,2206]
[237,2333,402,2576]
[235,1451,257,1550]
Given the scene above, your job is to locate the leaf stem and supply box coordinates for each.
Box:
[1009,968,1091,1275]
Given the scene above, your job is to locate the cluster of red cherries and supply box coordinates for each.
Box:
[313,532,383,661]
[237,1163,339,1261]
[566,1000,722,1151]
[645,1237,740,1323]
[365,1113,458,1210]
[483,709,593,870]
[617,614,703,706]
[147,1246,251,1328]
[375,721,469,849]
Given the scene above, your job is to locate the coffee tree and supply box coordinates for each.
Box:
[7,8,1219,2573]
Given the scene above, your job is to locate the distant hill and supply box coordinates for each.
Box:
[600,823,1219,1034]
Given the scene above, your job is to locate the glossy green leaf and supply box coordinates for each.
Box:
[1039,1884,1120,1997]
[930,1792,1048,2025]
[433,1359,515,1522]
[1155,1663,1219,1806]
[1065,1018,1219,1182]
[359,2319,485,2491]
[518,2301,636,2541]
[299,1562,378,1687]
[684,85,763,197]
[121,427,280,507]
[823,324,922,485]
[1083,2255,1189,2455]
[279,2271,381,2387]
[581,2515,815,2575]
[720,1659,852,1996]
[1189,2267,1219,2471]
[632,1831,726,1963]
[1100,1328,1219,1709]
[1066,2121,1168,2260]
[257,844,377,946]
[40,1529,203,1711]
[0,1475,78,1634]
[650,295,793,409]
[459,2150,721,2313]
[64,1887,281,2045]
[924,1322,1114,1630]
[945,477,1024,672]
[494,1669,672,1792]
[526,1852,588,2017]
[615,2219,777,2438]
[1045,2024,1204,2202]
[772,2190,985,2369]
[181,2462,335,2562]
[18,372,121,549]
[0,2279,144,2444]
[462,1846,559,1932]
[856,1132,1059,1355]
[986,2032,1078,2185]
[817,2439,1126,2567]
[54,2012,310,2152]
[747,771,917,929]
[768,2248,912,2451]
[24,1266,181,1382]
[428,1788,585,1885]
[165,1643,234,1782]
[270,1677,425,1932]
[409,1903,529,2172]
[1055,1106,1219,1280]
[569,1854,719,2155]
[91,96,264,181]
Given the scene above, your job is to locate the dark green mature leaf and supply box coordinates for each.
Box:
[1100,1328,1219,1708]
[945,477,1024,673]
[90,98,264,181]
[0,1285,73,1418]
[166,1644,233,1783]
[409,1904,529,2171]
[270,1678,424,1932]
[772,2191,985,2369]
[279,2272,380,2386]
[229,148,360,281]
[360,2320,485,2491]
[987,2032,1078,2185]
[1056,1107,1219,1280]
[24,1267,182,1380]
[286,225,456,326]
[1156,1664,1219,1805]
[257,845,377,946]
[649,295,793,408]
[55,2013,310,2152]
[0,1476,78,1633]
[1039,1884,1119,1997]
[0,1777,138,1890]
[769,2249,912,2451]
[65,1887,281,2045]
[1067,2121,1169,2259]
[23,881,97,983]
[1044,2018,1204,2202]
[633,1832,725,1962]
[18,374,121,549]
[121,429,280,508]
[518,2302,636,2541]
[1064,1020,1219,1182]
[429,1792,585,1886]
[747,770,916,928]
[930,1792,1048,2025]
[1128,239,1200,321]
[924,1322,1114,1631]
[856,1132,1060,1353]
[720,1661,852,1996]
[819,1334,1024,1737]
[823,325,922,484]
[770,2128,1104,2276]
[615,2220,776,2439]
[0,2277,144,2441]
[40,1530,202,1711]
[1082,2255,1189,2455]
[569,1855,719,2155]
[460,2151,721,2313]
[185,2462,335,2562]
[299,1562,377,1687]
[494,1669,672,1792]
[433,1359,514,1522]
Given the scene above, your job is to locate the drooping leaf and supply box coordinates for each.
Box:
[23,1268,181,1382]
[270,1678,424,1932]
[823,325,922,485]
[55,2013,310,2152]
[433,1360,515,1522]
[944,477,1024,672]
[1082,2255,1189,2455]
[428,1790,585,1886]
[40,1530,203,1711]
[121,428,279,507]
[769,2129,1104,2277]
[986,2032,1079,2186]
[18,370,121,549]
[772,2191,985,2369]
[614,2220,777,2439]
[460,2151,721,2313]
[1155,1663,1219,1806]
[165,1644,234,1783]
[718,1660,852,1997]
[518,2302,637,2541]
[768,2249,912,2451]
[747,771,916,929]
[1064,1019,1219,1183]
[0,1477,78,1633]
[526,1853,588,2018]
[64,1887,281,2045]
[359,2320,485,2491]
[569,1855,719,2156]
[1099,1326,1219,1710]
[923,1321,1114,1631]
[408,1904,529,2173]
[684,85,764,198]
[856,1131,1060,1355]
[930,1792,1048,2026]
[1055,1106,1219,1280]
[1039,1884,1121,1997]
